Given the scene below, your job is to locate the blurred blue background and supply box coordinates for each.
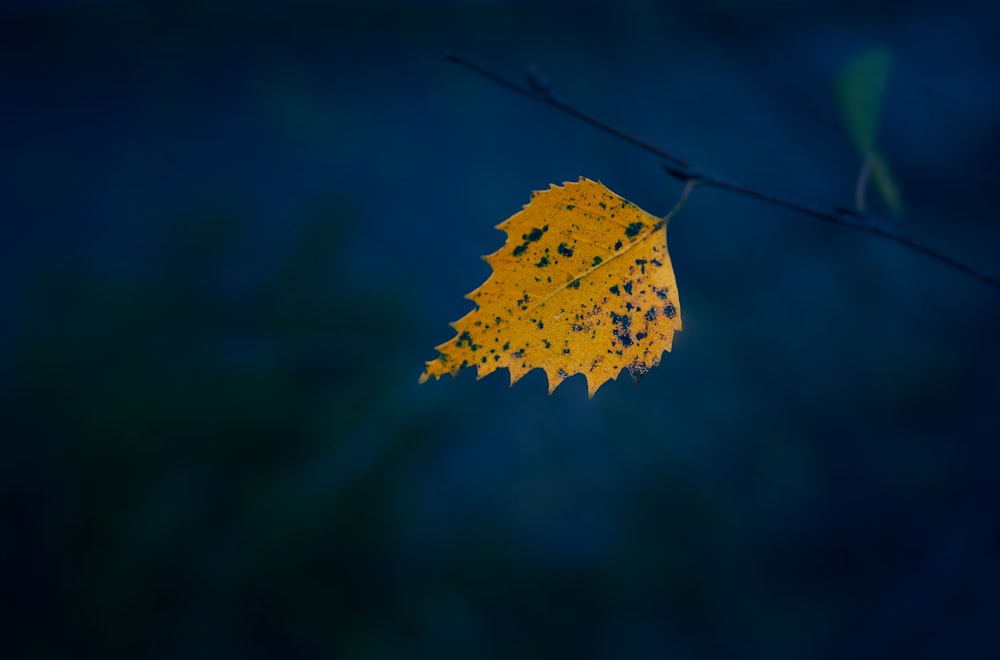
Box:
[2,0,999,658]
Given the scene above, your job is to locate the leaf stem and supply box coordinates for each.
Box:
[662,176,698,225]
[444,54,1000,293]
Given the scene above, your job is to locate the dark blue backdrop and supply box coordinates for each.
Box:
[2,1,999,658]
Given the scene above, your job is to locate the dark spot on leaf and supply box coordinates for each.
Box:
[592,256,602,266]
[537,320,544,330]
[598,201,606,209]
[481,356,487,363]
[495,316,502,324]
[565,204,575,211]
[513,348,525,358]
[623,281,633,295]
[609,312,633,347]
[494,355,500,361]
[536,255,550,268]
[503,341,510,350]
[523,226,547,242]
[457,330,480,351]
[635,258,647,274]
[609,284,620,296]
[664,303,677,319]
[558,368,568,379]
[651,258,662,267]
[636,332,647,341]
[645,308,657,321]
[625,222,644,238]
[512,243,528,257]
[557,242,574,257]
[614,240,623,250]
[562,348,571,354]
[572,324,583,332]
[654,287,669,300]
[543,339,551,348]
[625,302,633,311]
[568,279,581,289]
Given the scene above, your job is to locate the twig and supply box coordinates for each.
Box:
[444,54,689,170]
[444,54,1000,293]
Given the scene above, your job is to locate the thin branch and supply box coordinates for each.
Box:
[661,162,864,226]
[445,54,1000,293]
[445,54,689,169]
[665,165,998,288]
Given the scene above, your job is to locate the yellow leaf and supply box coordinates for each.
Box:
[420,177,682,397]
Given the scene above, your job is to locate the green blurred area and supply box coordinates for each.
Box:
[837,47,890,155]
[836,47,905,216]
[3,205,432,657]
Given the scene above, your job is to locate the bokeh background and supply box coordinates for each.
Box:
[2,0,999,658]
